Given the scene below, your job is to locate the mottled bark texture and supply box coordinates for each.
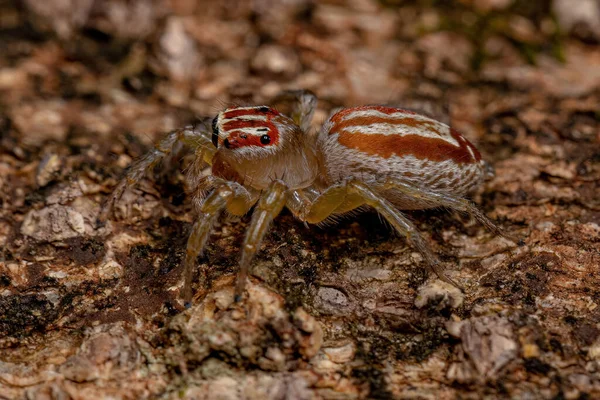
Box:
[0,0,599,399]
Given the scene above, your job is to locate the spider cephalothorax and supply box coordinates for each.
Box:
[213,106,281,150]
[209,105,319,191]
[100,91,511,305]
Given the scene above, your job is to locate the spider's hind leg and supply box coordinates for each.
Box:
[348,180,464,289]
[378,178,519,243]
[289,178,463,290]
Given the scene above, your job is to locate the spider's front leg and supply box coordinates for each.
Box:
[235,180,288,302]
[289,179,463,289]
[98,123,216,223]
[182,177,257,305]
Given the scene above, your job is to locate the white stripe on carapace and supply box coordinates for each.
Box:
[225,106,266,112]
[221,115,268,123]
[230,128,269,136]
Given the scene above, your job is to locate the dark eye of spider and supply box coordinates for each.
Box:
[258,106,270,113]
[211,116,219,148]
[260,134,271,145]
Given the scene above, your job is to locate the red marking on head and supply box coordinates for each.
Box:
[222,119,270,131]
[220,107,281,149]
[224,130,275,149]
[336,128,481,164]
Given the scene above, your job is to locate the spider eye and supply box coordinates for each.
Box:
[211,116,219,148]
[260,134,271,145]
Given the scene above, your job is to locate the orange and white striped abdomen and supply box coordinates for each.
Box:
[318,106,487,208]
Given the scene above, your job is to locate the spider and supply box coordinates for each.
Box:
[99,90,509,305]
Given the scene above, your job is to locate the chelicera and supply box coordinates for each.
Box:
[99,90,510,305]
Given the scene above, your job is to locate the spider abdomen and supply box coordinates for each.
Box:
[319,106,486,208]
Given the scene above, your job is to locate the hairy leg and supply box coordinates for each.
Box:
[181,178,256,305]
[235,180,288,302]
[98,124,216,222]
[287,183,362,223]
[376,178,517,242]
[274,90,318,132]
[348,181,463,288]
[289,179,463,288]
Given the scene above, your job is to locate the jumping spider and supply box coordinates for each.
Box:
[99,90,509,305]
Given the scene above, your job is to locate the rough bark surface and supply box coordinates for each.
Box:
[1,0,599,399]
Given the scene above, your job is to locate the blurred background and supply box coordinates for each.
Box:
[3,0,599,146]
[1,1,599,399]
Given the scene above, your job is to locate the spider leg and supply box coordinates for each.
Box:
[98,125,215,223]
[235,180,288,302]
[181,179,256,305]
[289,178,463,289]
[378,178,518,242]
[274,90,317,132]
[348,181,463,289]
[287,183,361,223]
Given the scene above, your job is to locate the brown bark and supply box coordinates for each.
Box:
[1,1,599,398]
